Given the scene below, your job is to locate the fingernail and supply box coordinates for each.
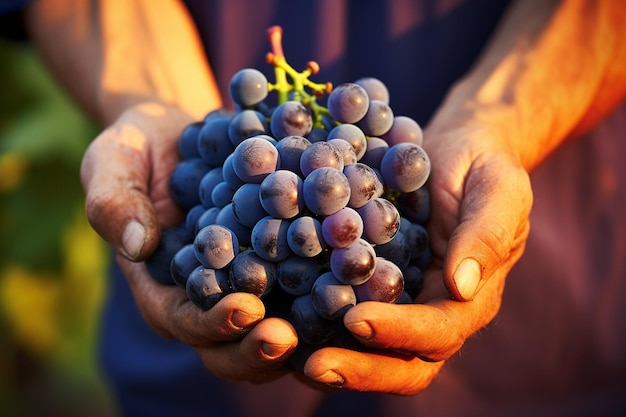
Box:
[231,310,261,329]
[122,220,146,260]
[454,258,481,300]
[261,342,292,359]
[344,321,373,339]
[315,370,345,387]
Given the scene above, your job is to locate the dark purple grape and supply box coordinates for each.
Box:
[232,136,280,183]
[311,272,357,320]
[196,207,220,232]
[343,162,384,209]
[302,167,351,216]
[327,83,369,124]
[321,207,363,249]
[170,243,202,288]
[326,138,357,166]
[299,141,344,177]
[270,100,313,138]
[329,238,377,286]
[229,68,268,107]
[170,158,210,209]
[353,257,404,304]
[398,187,431,225]
[214,203,252,247]
[194,224,239,269]
[186,266,231,310]
[360,137,389,170]
[357,197,400,245]
[178,121,203,160]
[251,216,292,262]
[274,135,311,177]
[259,170,304,219]
[228,249,276,298]
[290,293,335,345]
[326,123,367,161]
[210,181,236,209]
[354,77,389,104]
[197,117,236,167]
[231,183,267,228]
[374,230,411,271]
[380,142,430,193]
[286,216,326,257]
[383,116,423,146]
[145,226,192,285]
[198,167,223,208]
[277,255,320,296]
[228,109,269,146]
[402,264,424,299]
[356,99,394,137]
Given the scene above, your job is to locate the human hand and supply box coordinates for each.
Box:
[80,101,298,383]
[302,124,533,394]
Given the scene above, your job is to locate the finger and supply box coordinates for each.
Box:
[435,157,532,301]
[342,266,505,362]
[119,257,266,345]
[198,317,298,383]
[304,346,444,395]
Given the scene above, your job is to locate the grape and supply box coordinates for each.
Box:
[197,116,236,167]
[214,203,252,247]
[251,216,292,262]
[228,109,269,146]
[327,82,369,123]
[357,197,400,245]
[259,170,304,219]
[196,206,220,232]
[403,264,424,299]
[299,141,344,177]
[222,153,246,190]
[343,162,384,208]
[274,135,311,177]
[229,68,269,107]
[277,255,320,296]
[290,293,335,345]
[231,183,267,228]
[194,224,239,269]
[145,226,192,285]
[286,216,326,257]
[403,222,430,264]
[270,100,313,138]
[380,142,430,193]
[383,115,423,146]
[329,238,377,286]
[170,158,210,209]
[356,99,394,137]
[326,123,367,161]
[311,271,357,320]
[354,77,390,104]
[302,167,351,216]
[326,138,357,166]
[231,136,280,183]
[360,137,389,170]
[353,257,403,304]
[228,249,276,298]
[210,181,236,209]
[186,266,231,310]
[170,243,202,288]
[398,187,431,225]
[321,207,363,249]
[178,121,203,160]
[373,230,411,271]
[184,204,206,235]
[197,167,223,208]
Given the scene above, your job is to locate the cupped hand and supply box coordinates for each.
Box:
[80,102,298,383]
[303,125,533,394]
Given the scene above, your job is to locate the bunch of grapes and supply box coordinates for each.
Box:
[146,26,432,360]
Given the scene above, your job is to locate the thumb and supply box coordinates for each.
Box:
[442,160,532,301]
[80,119,182,261]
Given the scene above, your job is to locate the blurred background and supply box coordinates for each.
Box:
[0,20,119,417]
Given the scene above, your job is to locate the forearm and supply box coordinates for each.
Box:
[25,0,222,125]
[428,0,626,172]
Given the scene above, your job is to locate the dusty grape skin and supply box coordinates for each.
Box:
[259,170,304,219]
[198,117,236,167]
[193,224,239,270]
[356,99,394,137]
[214,203,252,247]
[170,243,202,288]
[380,142,430,193]
[327,82,369,124]
[357,198,401,245]
[353,257,404,304]
[302,167,351,216]
[326,123,367,161]
[343,162,384,209]
[178,121,203,160]
[403,264,424,299]
[321,207,363,249]
[382,115,423,147]
[186,266,231,311]
[286,216,326,257]
[329,238,377,286]
[360,137,389,170]
[274,135,311,177]
[299,141,344,177]
[229,68,268,107]
[270,100,313,138]
[277,255,320,296]
[231,183,267,228]
[232,136,280,183]
[311,272,357,320]
[326,138,357,166]
[251,216,292,262]
[290,293,335,345]
[228,109,269,146]
[373,230,411,271]
[145,226,192,285]
[170,158,211,210]
[398,187,431,225]
[228,249,277,298]
[354,76,390,104]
